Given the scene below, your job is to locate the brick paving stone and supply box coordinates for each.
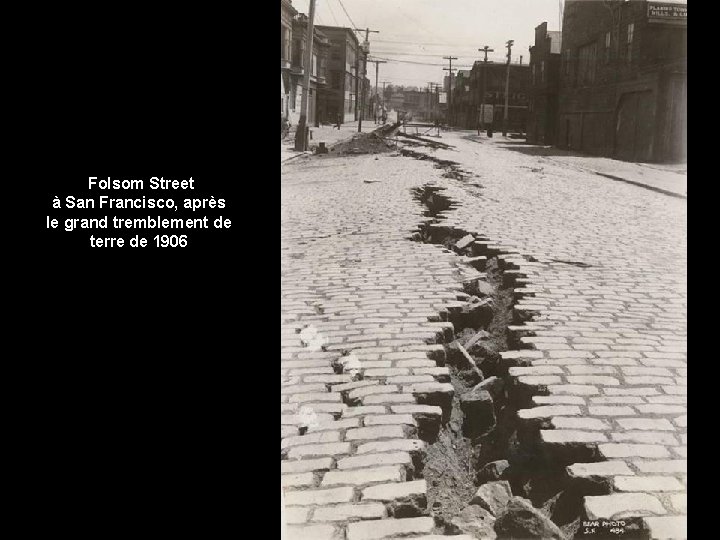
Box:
[308,418,362,432]
[363,393,416,405]
[346,517,435,540]
[613,476,684,492]
[342,406,387,417]
[643,516,687,539]
[588,406,636,416]
[284,506,311,525]
[363,414,416,426]
[346,425,406,441]
[402,537,475,540]
[584,493,667,520]
[567,461,634,478]
[361,479,427,501]
[287,443,352,460]
[541,429,608,443]
[312,503,387,522]
[670,494,687,513]
[349,385,400,401]
[282,472,316,488]
[285,486,355,506]
[551,417,610,430]
[532,395,586,405]
[615,418,675,431]
[611,432,679,445]
[337,452,413,470]
[356,438,426,455]
[633,460,687,473]
[390,404,443,417]
[322,465,405,486]
[599,444,670,459]
[281,431,342,449]
[285,524,340,540]
[518,405,582,420]
[282,457,334,474]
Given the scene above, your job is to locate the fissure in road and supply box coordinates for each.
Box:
[401,140,597,539]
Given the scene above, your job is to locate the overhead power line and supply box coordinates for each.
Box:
[336,0,358,30]
[325,0,341,26]
[370,55,472,68]
[374,38,495,48]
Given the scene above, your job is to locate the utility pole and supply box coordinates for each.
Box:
[443,56,457,127]
[502,39,514,137]
[426,82,431,122]
[434,84,441,134]
[294,0,316,151]
[355,28,379,132]
[370,59,387,123]
[478,46,494,133]
[381,80,389,117]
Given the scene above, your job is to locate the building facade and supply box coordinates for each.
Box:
[527,22,562,145]
[452,63,531,131]
[315,26,367,124]
[281,0,297,119]
[287,15,329,126]
[558,0,686,162]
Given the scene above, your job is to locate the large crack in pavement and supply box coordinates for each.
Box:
[396,136,642,539]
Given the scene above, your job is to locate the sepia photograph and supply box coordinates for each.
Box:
[281,1,687,538]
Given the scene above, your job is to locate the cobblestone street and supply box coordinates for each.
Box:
[281,129,686,540]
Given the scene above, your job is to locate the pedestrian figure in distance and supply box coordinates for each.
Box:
[281,113,290,140]
[336,113,342,130]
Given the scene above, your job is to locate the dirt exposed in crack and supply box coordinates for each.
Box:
[409,182,519,532]
[320,123,401,157]
[395,132,455,150]
[405,157,593,538]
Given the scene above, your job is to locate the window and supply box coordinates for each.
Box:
[541,61,546,83]
[605,31,611,63]
[563,49,571,77]
[577,42,597,86]
[532,64,536,85]
[626,23,634,63]
[293,39,303,67]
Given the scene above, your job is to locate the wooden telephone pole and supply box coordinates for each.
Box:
[355,28,379,132]
[478,45,494,133]
[370,59,387,123]
[502,39,514,137]
[443,56,457,127]
[294,0,316,151]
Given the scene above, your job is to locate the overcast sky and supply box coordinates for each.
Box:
[292,0,564,88]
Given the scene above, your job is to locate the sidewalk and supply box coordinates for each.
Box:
[281,121,382,164]
[467,134,687,198]
[546,153,687,198]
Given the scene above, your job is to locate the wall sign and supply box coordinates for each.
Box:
[648,2,687,25]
